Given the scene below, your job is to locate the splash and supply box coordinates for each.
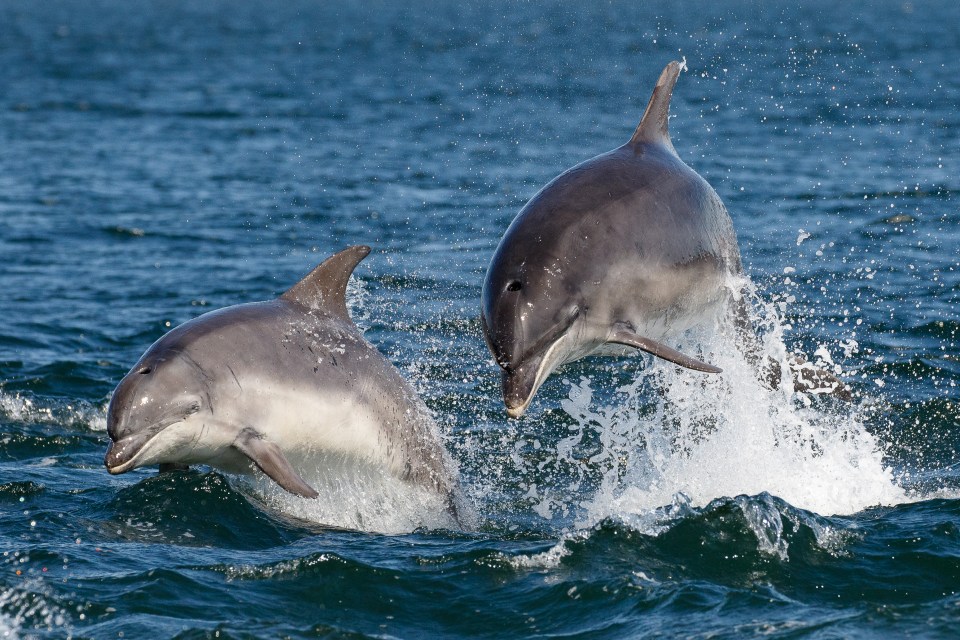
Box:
[238,454,463,535]
[0,392,105,432]
[0,552,71,639]
[345,274,371,332]
[496,537,574,570]
[542,280,909,526]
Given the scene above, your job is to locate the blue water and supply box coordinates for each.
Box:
[3,1,960,637]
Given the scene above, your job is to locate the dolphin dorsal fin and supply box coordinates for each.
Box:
[629,60,683,152]
[281,245,371,319]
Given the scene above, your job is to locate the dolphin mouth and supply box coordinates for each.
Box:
[501,339,565,418]
[499,307,580,418]
[502,368,538,418]
[104,420,187,474]
[104,430,163,474]
[104,402,200,474]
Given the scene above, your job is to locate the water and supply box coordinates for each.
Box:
[2,1,960,637]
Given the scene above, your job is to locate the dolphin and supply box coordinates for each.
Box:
[105,246,462,513]
[481,61,848,417]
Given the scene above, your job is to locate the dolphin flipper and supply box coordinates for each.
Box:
[610,329,722,373]
[233,428,319,498]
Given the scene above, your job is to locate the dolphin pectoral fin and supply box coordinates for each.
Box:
[609,330,722,374]
[232,428,319,498]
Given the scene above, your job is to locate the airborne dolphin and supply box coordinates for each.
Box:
[481,61,847,417]
[105,246,462,515]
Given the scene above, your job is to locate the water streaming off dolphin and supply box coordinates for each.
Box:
[104,245,467,531]
[2,2,960,638]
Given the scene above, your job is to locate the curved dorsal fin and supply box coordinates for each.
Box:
[281,245,371,319]
[629,60,683,151]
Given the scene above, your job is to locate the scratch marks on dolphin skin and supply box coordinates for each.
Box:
[481,61,736,416]
[104,246,466,529]
[226,365,242,392]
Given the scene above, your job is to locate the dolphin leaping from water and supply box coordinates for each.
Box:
[105,246,462,515]
[481,61,849,417]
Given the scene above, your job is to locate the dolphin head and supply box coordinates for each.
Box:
[481,237,586,418]
[105,330,216,475]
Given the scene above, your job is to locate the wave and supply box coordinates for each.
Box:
[0,392,106,433]
[503,492,857,577]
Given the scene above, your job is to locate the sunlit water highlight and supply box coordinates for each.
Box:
[3,1,960,637]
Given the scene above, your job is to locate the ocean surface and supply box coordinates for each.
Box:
[2,1,960,637]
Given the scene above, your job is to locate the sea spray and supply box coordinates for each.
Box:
[0,553,70,639]
[574,293,905,524]
[0,392,105,433]
[245,460,461,535]
[494,280,911,532]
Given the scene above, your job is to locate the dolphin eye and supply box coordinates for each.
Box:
[137,366,152,375]
[506,280,522,292]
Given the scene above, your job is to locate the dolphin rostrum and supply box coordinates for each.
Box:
[105,246,462,513]
[481,61,848,417]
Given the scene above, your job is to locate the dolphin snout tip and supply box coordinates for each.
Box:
[505,404,527,419]
[103,450,123,474]
[103,439,137,475]
[503,387,533,418]
[500,365,539,419]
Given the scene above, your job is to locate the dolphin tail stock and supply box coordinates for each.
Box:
[731,296,853,401]
[232,427,319,498]
[629,60,684,152]
[609,328,722,373]
[785,353,853,400]
[282,245,372,320]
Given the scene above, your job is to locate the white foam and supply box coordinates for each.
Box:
[0,612,16,640]
[498,537,574,570]
[544,283,910,527]
[241,455,460,535]
[0,391,105,432]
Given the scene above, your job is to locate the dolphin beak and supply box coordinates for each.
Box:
[104,429,163,474]
[505,401,530,419]
[104,436,141,474]
[104,399,201,474]
[501,356,546,419]
[499,313,578,418]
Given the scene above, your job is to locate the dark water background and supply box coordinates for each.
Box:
[2,1,960,637]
